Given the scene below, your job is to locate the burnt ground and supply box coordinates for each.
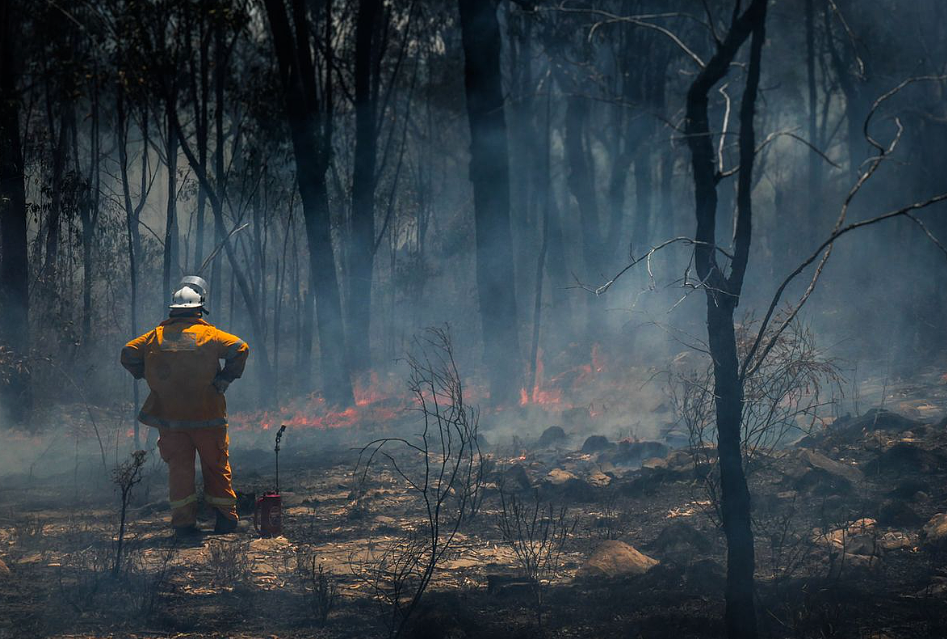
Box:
[3,373,947,638]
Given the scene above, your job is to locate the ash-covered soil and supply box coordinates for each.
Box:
[3,371,947,638]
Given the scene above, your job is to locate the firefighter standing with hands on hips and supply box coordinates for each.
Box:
[121,276,249,537]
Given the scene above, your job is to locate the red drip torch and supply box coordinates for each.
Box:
[254,424,286,537]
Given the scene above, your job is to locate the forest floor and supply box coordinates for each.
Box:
[3,367,947,638]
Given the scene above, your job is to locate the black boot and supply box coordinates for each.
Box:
[173,524,203,542]
[213,511,238,534]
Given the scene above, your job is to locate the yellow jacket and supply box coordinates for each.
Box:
[121,317,249,429]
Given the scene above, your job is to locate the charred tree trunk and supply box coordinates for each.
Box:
[805,0,823,245]
[163,103,180,300]
[43,107,69,280]
[458,0,523,406]
[631,142,653,255]
[117,94,148,448]
[0,2,31,422]
[565,94,603,282]
[508,12,538,323]
[210,18,226,314]
[825,0,866,184]
[190,7,210,269]
[564,93,607,342]
[80,68,100,347]
[683,2,766,637]
[264,0,354,407]
[347,0,382,375]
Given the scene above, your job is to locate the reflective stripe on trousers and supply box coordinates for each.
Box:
[157,426,238,527]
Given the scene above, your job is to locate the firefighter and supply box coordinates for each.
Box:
[120,276,249,536]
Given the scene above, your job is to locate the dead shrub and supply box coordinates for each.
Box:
[496,489,576,626]
[111,449,147,575]
[57,542,114,612]
[668,316,842,521]
[208,538,252,586]
[295,547,337,626]
[123,544,178,617]
[354,327,484,639]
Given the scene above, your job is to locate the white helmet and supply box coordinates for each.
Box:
[169,276,209,312]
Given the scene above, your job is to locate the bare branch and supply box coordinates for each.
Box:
[573,237,733,296]
[743,191,947,381]
[541,5,708,68]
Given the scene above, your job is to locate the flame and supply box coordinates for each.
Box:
[234,343,614,431]
[520,349,565,406]
[592,343,605,373]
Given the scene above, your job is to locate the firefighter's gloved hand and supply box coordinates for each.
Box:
[213,377,231,394]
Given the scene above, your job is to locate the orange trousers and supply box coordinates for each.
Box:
[157,426,238,527]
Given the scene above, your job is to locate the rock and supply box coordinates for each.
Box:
[578,540,659,578]
[814,518,879,556]
[838,552,883,573]
[587,470,612,488]
[878,531,915,551]
[665,449,696,472]
[581,435,613,453]
[0,558,9,576]
[648,521,713,559]
[921,513,947,549]
[486,574,535,598]
[887,478,930,500]
[641,457,668,470]
[798,449,864,483]
[831,409,924,439]
[877,500,925,528]
[537,426,568,448]
[541,470,597,501]
[864,442,946,476]
[500,464,532,492]
[612,440,669,466]
[546,468,578,485]
[784,449,863,494]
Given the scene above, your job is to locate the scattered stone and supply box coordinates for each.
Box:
[587,470,612,488]
[665,450,696,472]
[831,409,923,440]
[921,513,947,550]
[537,426,568,448]
[641,457,668,470]
[581,435,613,453]
[784,449,863,494]
[578,540,659,578]
[500,464,532,492]
[486,574,535,598]
[541,470,597,501]
[864,442,946,475]
[612,440,669,466]
[546,468,578,485]
[814,518,880,557]
[796,449,864,484]
[878,531,915,551]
